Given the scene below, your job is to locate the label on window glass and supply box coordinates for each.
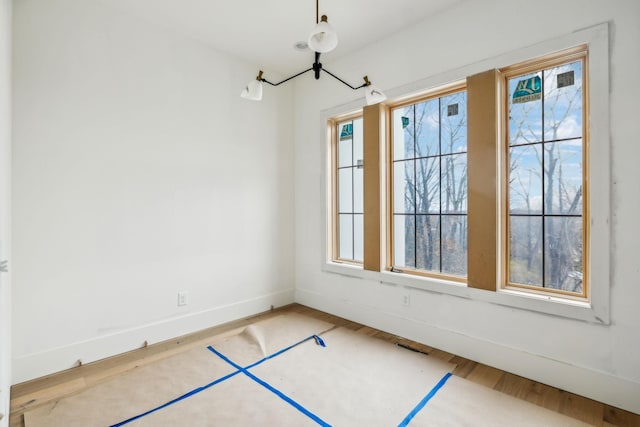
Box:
[512,75,542,104]
[401,116,410,129]
[557,70,575,88]
[340,123,353,140]
[447,103,459,116]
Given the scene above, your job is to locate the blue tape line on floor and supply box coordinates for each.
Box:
[397,372,453,427]
[109,334,326,426]
[208,344,332,427]
[245,334,326,370]
[109,370,242,427]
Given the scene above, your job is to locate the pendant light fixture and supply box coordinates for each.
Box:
[240,0,386,105]
[307,15,338,53]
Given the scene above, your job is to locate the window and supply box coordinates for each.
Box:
[389,88,468,279]
[324,23,608,322]
[331,116,364,263]
[502,47,588,298]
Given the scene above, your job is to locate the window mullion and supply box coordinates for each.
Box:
[363,104,383,271]
[351,120,356,260]
[438,98,443,274]
[467,69,501,291]
[541,71,546,288]
[413,105,418,269]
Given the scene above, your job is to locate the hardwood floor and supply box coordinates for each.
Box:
[9,304,640,427]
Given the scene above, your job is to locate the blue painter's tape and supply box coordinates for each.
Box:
[313,335,326,347]
[243,368,331,427]
[397,372,453,427]
[207,344,243,369]
[109,369,242,427]
[110,334,327,426]
[207,344,331,426]
[244,334,325,370]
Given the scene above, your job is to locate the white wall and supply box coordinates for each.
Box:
[0,0,11,423]
[294,0,640,414]
[12,0,294,383]
[10,0,640,416]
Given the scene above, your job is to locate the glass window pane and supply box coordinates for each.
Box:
[509,144,542,215]
[509,72,543,146]
[333,117,364,264]
[353,214,364,262]
[506,57,585,295]
[544,61,582,142]
[509,216,543,286]
[442,215,467,276]
[416,215,440,272]
[415,99,440,157]
[352,118,363,167]
[394,160,414,214]
[440,92,467,155]
[338,168,352,213]
[390,90,468,278]
[353,166,363,213]
[394,215,415,268]
[338,214,353,260]
[441,154,467,213]
[543,140,583,215]
[544,217,583,293]
[416,157,439,214]
[393,106,414,160]
[338,123,352,168]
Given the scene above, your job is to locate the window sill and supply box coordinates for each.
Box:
[322,262,607,325]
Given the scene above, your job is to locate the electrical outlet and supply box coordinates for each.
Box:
[402,294,410,307]
[177,291,188,306]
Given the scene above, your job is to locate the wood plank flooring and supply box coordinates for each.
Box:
[9,304,640,427]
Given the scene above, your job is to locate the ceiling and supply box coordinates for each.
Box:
[102,0,465,76]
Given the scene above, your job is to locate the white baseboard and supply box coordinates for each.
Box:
[296,288,640,415]
[12,289,295,384]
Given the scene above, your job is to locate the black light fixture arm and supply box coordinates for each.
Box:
[257,52,370,91]
[259,67,314,87]
[321,69,369,90]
